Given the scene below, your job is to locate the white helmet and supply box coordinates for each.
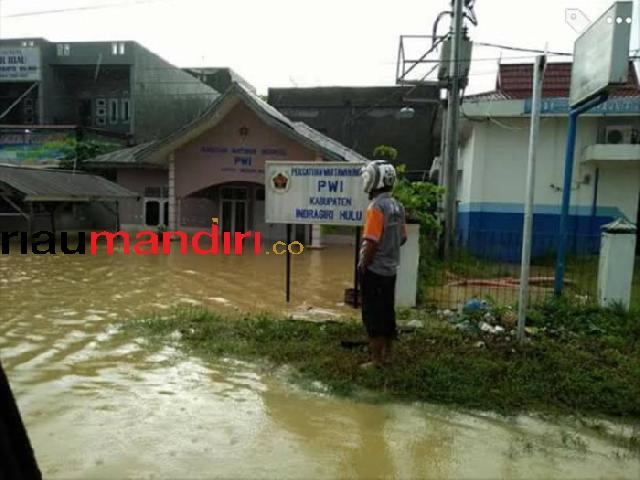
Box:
[361,160,397,193]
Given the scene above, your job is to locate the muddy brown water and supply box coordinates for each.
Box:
[1,246,639,479]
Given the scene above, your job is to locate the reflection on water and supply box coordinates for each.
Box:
[1,248,639,479]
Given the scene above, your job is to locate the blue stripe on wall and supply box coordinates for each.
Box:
[456,206,621,262]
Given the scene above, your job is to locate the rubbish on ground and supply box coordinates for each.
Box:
[464,298,489,313]
[524,326,539,335]
[406,319,424,329]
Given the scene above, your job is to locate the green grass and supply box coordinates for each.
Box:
[122,297,640,418]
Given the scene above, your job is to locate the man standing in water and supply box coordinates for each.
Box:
[358,160,407,368]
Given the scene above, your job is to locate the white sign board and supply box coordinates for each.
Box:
[0,47,41,82]
[569,1,633,107]
[265,161,368,226]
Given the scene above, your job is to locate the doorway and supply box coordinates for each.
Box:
[144,198,169,228]
[220,186,248,234]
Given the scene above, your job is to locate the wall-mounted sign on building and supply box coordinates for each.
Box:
[265,161,368,226]
[0,47,41,82]
[0,130,74,165]
[524,96,640,115]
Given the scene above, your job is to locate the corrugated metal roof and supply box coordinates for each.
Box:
[85,142,158,167]
[0,164,138,202]
[86,82,369,167]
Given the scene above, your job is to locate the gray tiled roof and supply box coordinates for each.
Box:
[85,142,158,167]
[0,164,138,201]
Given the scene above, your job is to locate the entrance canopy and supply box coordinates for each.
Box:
[0,164,137,202]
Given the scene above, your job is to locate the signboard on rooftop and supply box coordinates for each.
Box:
[265,161,368,226]
[569,1,633,107]
[0,47,41,82]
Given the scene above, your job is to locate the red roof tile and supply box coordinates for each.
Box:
[497,62,639,99]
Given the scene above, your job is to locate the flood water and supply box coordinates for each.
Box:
[1,246,639,479]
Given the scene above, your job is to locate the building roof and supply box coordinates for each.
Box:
[463,90,515,102]
[464,62,640,103]
[83,142,159,168]
[0,164,138,202]
[268,85,440,108]
[498,62,639,99]
[183,67,256,93]
[86,82,369,167]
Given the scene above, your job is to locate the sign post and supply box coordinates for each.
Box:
[555,1,633,295]
[518,54,546,343]
[286,224,292,303]
[265,161,368,304]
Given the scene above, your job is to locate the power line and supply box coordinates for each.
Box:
[3,0,172,18]
[473,40,571,56]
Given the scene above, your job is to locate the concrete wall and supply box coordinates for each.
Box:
[268,86,440,176]
[116,168,167,228]
[46,65,131,130]
[458,115,640,260]
[174,102,317,197]
[0,39,219,144]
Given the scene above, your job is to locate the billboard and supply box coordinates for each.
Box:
[265,161,368,226]
[569,2,633,107]
[0,130,75,166]
[0,47,42,82]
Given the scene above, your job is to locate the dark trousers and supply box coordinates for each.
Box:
[360,268,397,339]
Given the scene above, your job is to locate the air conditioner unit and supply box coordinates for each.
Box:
[605,125,638,144]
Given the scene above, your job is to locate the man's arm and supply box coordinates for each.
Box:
[358,206,384,273]
[359,238,379,273]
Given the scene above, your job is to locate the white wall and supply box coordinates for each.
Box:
[459,116,639,220]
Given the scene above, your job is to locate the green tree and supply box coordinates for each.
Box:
[59,139,122,170]
[372,145,398,163]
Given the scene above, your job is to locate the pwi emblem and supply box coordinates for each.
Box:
[271,171,290,193]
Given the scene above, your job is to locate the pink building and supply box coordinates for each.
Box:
[86,83,368,243]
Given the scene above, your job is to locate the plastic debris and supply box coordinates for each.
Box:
[463,298,489,313]
[406,319,425,329]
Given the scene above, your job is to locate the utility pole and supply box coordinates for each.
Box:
[442,0,465,260]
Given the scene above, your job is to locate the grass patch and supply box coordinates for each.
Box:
[122,298,640,418]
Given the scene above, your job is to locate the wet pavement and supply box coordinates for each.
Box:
[1,247,639,479]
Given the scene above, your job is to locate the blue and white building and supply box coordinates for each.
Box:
[454,62,640,261]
